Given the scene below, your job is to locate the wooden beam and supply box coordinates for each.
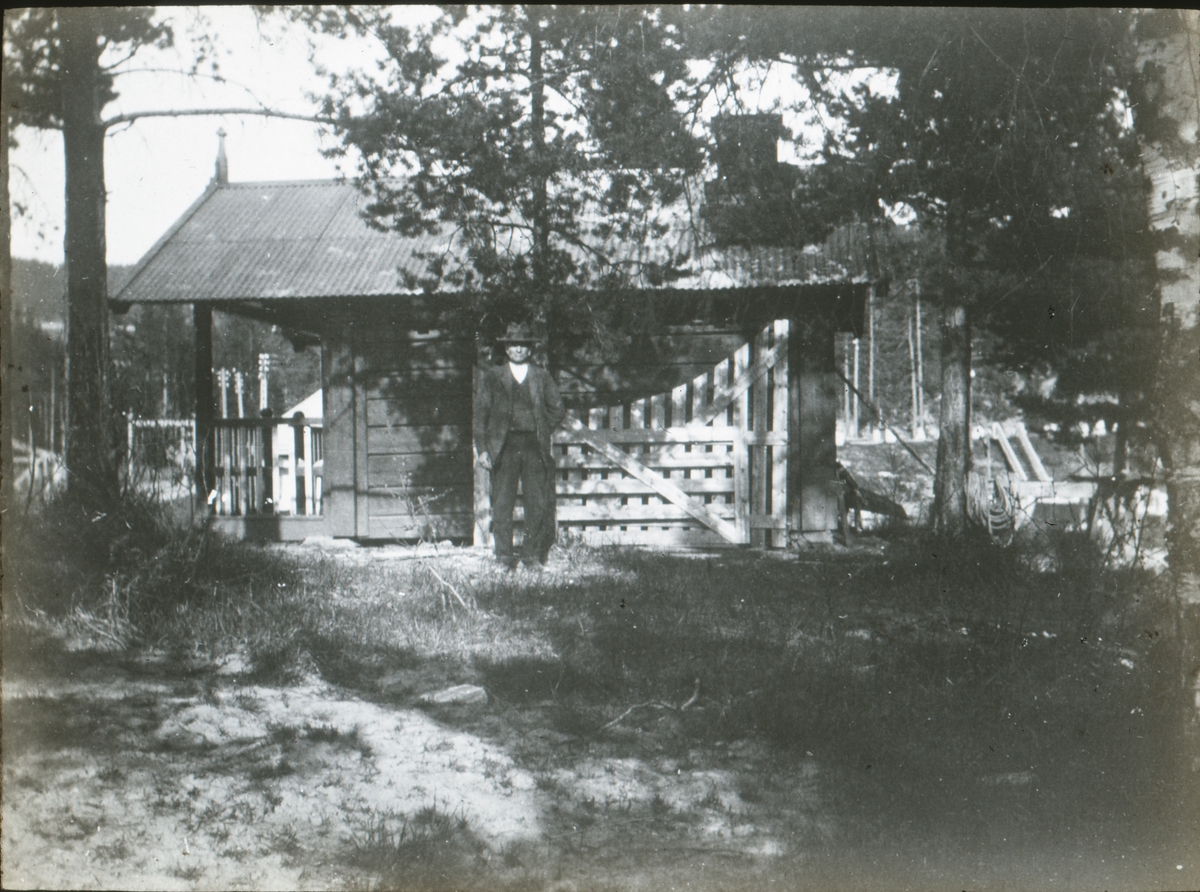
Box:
[555,502,735,523]
[564,415,742,542]
[557,450,735,471]
[992,422,1028,482]
[788,319,840,536]
[193,302,216,503]
[1012,421,1051,482]
[560,476,735,497]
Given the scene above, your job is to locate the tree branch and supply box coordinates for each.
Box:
[101,107,336,129]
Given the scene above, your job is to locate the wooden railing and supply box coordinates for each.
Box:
[126,417,195,500]
[12,441,66,501]
[211,413,323,516]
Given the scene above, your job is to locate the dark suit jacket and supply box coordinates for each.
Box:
[474,363,566,465]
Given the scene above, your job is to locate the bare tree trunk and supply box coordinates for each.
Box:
[1138,9,1200,737]
[914,282,925,435]
[933,303,971,536]
[1,83,14,516]
[60,9,117,508]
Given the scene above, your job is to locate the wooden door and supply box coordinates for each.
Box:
[325,325,475,540]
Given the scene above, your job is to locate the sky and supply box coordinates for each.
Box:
[7,6,858,268]
[8,7,389,266]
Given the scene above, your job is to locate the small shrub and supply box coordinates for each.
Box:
[303,723,341,743]
[649,793,674,817]
[348,803,483,889]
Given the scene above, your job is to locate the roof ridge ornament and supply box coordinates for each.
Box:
[213,128,228,186]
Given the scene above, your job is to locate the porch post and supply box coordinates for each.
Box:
[194,301,216,506]
[787,315,839,542]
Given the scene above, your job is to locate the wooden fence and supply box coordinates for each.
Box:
[475,321,790,549]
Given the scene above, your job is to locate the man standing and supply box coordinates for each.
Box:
[474,323,566,570]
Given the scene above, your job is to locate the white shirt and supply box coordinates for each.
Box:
[508,362,529,384]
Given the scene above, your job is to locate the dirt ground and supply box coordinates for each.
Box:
[3,544,1195,892]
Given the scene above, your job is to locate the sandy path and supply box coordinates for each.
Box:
[2,666,544,891]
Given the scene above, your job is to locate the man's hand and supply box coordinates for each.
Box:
[478,451,493,470]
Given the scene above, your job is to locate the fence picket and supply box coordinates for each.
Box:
[649,394,667,525]
[629,398,648,530]
[709,361,729,503]
[670,383,689,529]
[588,407,607,532]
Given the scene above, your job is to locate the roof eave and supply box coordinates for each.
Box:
[110,180,222,308]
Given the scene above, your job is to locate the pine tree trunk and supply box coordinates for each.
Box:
[528,8,549,315]
[933,303,971,536]
[60,9,117,508]
[1139,9,1200,736]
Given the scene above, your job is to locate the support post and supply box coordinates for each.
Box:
[261,408,274,514]
[293,411,307,516]
[194,302,216,507]
[852,337,860,439]
[788,317,839,541]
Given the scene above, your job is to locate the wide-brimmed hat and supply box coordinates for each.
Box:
[496,322,540,344]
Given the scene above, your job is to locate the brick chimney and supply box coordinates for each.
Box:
[711,114,783,188]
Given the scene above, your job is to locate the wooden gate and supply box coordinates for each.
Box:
[475,321,790,549]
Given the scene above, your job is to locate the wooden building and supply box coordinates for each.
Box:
[113,155,880,547]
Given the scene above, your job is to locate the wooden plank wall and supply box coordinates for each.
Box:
[354,326,475,539]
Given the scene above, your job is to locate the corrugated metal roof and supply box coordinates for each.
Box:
[115,179,880,305]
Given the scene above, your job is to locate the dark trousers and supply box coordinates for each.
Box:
[491,431,555,564]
